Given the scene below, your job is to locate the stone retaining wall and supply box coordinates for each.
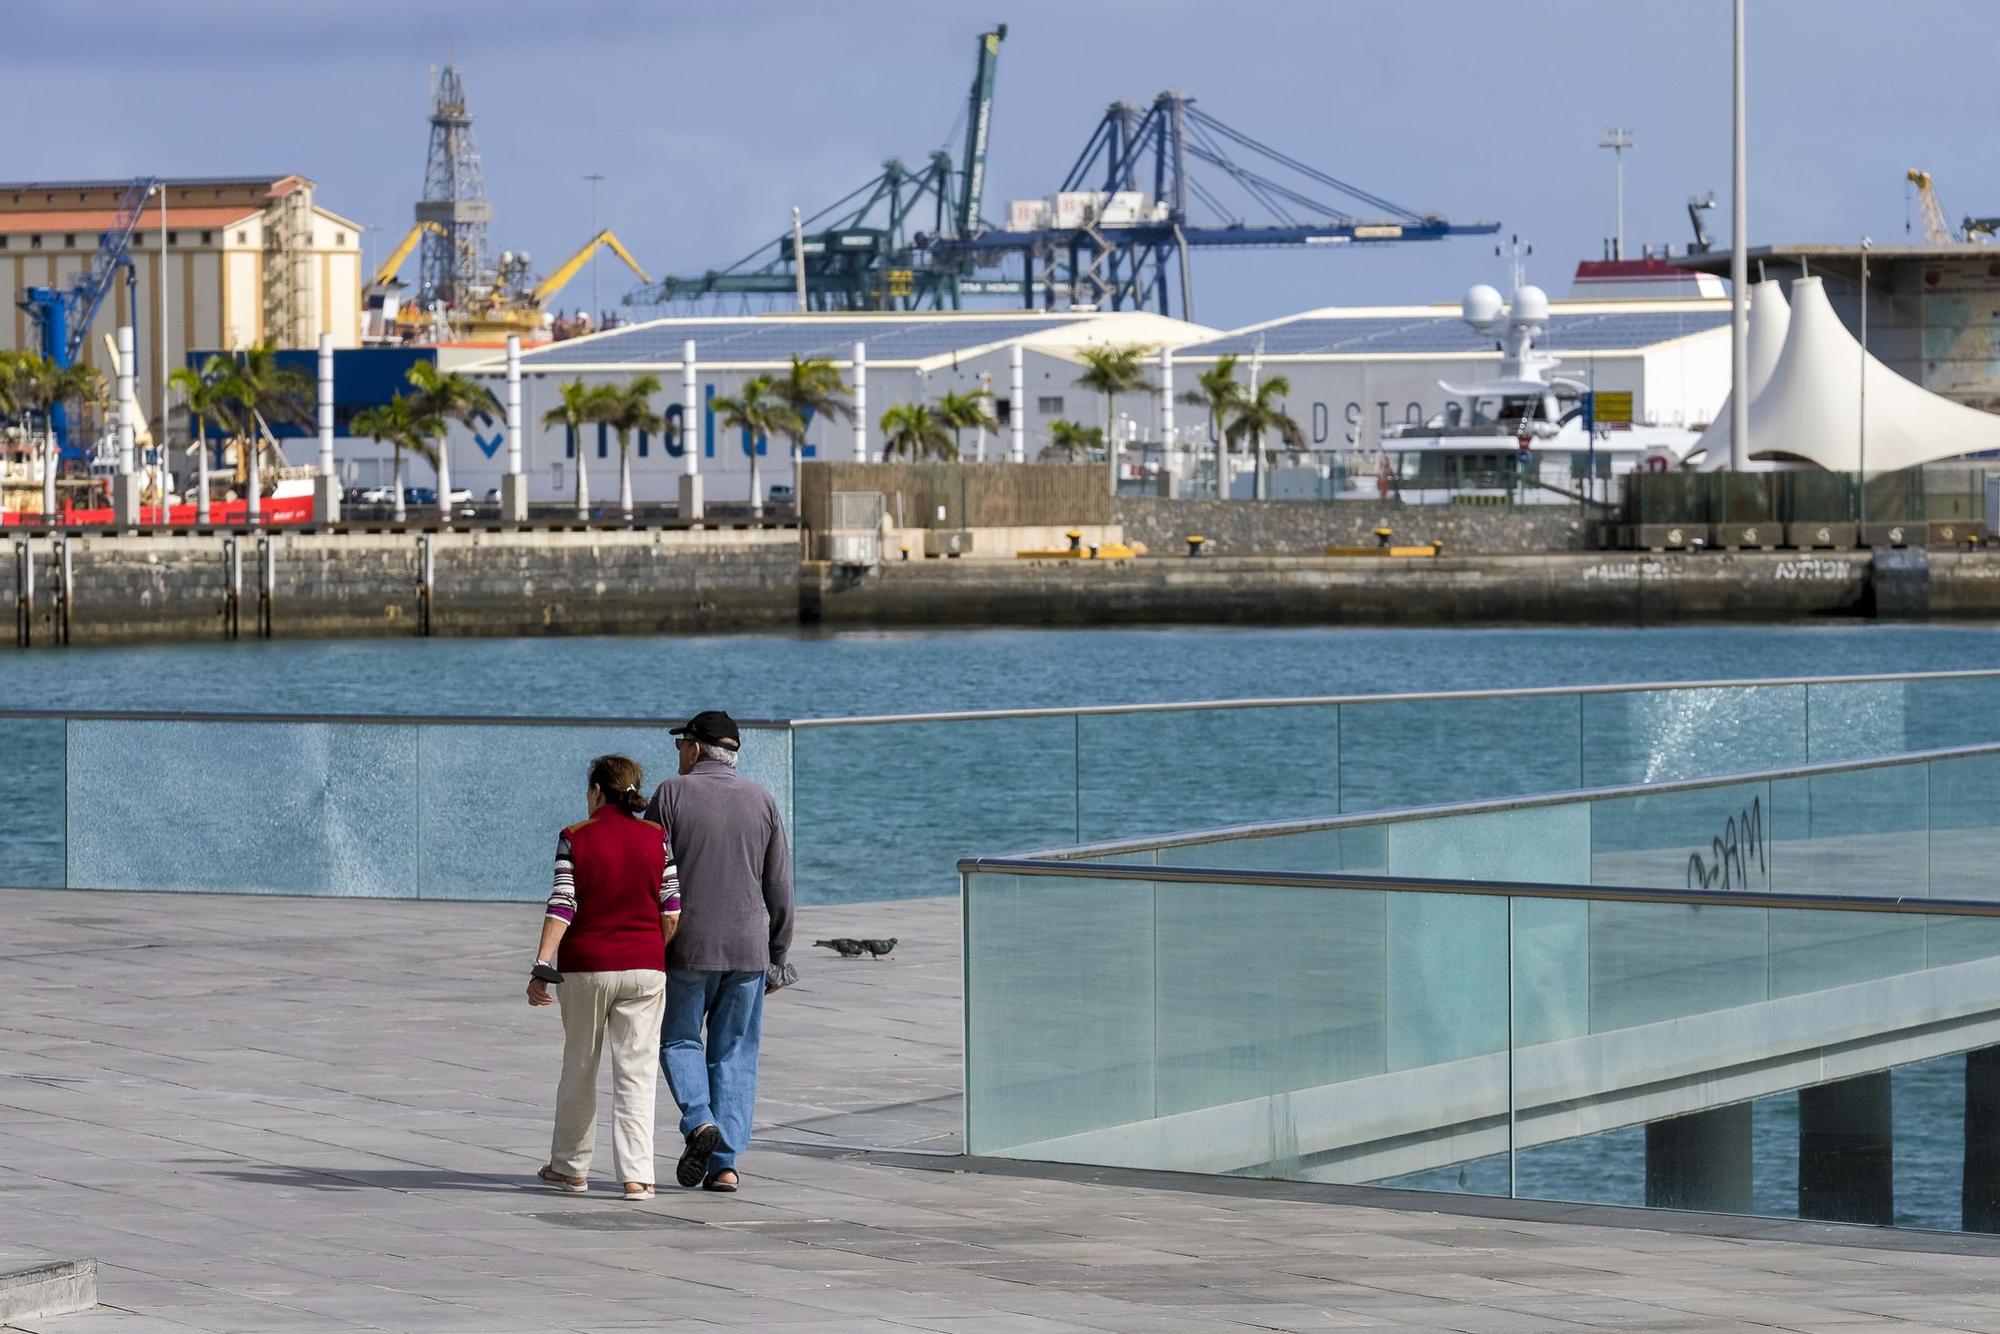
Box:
[1113,496,1595,555]
[3,528,800,646]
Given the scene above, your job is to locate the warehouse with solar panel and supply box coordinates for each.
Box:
[432,309,1218,509]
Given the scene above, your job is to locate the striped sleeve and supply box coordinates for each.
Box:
[660,825,681,916]
[547,832,578,923]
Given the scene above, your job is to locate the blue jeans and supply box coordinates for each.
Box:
[659,969,764,1174]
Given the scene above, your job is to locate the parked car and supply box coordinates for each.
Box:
[359,485,398,504]
[768,484,796,505]
[406,487,437,506]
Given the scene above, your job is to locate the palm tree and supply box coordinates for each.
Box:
[769,355,853,481]
[878,402,956,461]
[708,376,800,515]
[0,352,54,516]
[1224,373,1305,501]
[1073,344,1153,495]
[603,374,667,521]
[351,397,419,522]
[1181,354,1246,499]
[211,343,312,523]
[540,378,617,519]
[1038,418,1103,464]
[403,360,500,524]
[168,356,235,524]
[933,388,999,460]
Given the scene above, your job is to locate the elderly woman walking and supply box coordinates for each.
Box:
[527,754,680,1201]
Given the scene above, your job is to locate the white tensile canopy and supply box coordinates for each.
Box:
[1699,275,2000,472]
[1692,279,1790,470]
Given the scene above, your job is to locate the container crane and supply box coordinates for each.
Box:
[931,94,1499,318]
[629,25,1006,312]
[1907,168,1957,244]
[15,175,157,457]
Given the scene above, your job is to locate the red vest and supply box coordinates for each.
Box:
[557,808,667,974]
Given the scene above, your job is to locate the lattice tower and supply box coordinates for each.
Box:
[415,63,492,307]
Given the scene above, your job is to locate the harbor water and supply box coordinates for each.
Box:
[5,620,1999,1231]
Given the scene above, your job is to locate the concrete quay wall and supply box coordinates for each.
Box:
[804,550,1939,627]
[1113,496,1595,556]
[5,528,800,646]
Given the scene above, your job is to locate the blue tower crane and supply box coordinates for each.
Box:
[16,176,158,458]
[931,94,1499,319]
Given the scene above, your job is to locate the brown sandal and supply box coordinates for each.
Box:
[538,1164,587,1193]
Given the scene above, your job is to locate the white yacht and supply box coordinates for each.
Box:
[1361,282,1700,504]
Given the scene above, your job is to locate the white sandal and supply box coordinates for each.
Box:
[621,1182,655,1201]
[538,1164,587,1193]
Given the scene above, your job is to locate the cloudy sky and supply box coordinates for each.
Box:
[12,1,1994,330]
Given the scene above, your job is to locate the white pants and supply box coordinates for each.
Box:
[550,968,667,1185]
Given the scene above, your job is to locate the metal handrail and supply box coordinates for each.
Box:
[0,708,790,729]
[1004,735,2000,863]
[954,858,2000,919]
[4,663,1999,733]
[786,666,2000,728]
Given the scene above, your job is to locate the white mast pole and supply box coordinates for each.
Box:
[1010,342,1026,464]
[1729,0,1750,470]
[852,341,869,463]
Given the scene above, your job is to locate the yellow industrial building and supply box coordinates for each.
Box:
[0,174,363,419]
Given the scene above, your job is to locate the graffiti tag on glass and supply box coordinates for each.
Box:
[1687,795,1765,890]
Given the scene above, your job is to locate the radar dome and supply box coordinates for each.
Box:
[1512,285,1550,323]
[1462,284,1503,327]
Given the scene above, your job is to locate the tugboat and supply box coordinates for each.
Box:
[1360,281,1702,504]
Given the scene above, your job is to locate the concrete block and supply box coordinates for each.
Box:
[1715,522,1776,551]
[924,529,974,558]
[311,474,342,525]
[1785,521,1856,551]
[1860,521,1917,549]
[1931,520,1985,548]
[111,474,142,528]
[678,473,705,522]
[499,472,531,524]
[0,1258,96,1324]
[1633,523,1706,552]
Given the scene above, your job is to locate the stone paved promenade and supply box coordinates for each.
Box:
[7,889,2000,1333]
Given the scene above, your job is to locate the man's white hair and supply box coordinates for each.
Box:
[697,741,738,768]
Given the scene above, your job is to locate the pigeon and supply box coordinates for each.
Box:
[862,938,898,959]
[815,938,865,958]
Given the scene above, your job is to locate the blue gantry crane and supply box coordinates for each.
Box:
[931,93,1500,319]
[16,175,157,457]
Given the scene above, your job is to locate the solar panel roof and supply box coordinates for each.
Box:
[1178,310,1731,358]
[517,317,1081,367]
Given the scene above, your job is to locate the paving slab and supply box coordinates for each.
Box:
[7,888,2000,1333]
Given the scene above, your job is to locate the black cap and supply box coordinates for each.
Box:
[672,710,741,750]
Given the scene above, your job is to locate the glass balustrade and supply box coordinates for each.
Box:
[965,851,2000,1231]
[11,669,2000,904]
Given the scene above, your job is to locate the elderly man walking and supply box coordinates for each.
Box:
[645,710,794,1193]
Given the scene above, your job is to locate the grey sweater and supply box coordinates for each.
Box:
[643,759,794,972]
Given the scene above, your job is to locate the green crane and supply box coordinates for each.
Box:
[957,24,1007,239]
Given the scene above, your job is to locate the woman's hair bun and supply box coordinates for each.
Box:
[588,754,648,814]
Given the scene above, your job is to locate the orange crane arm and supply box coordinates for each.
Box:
[371,221,447,289]
[529,230,652,304]
[1907,169,1956,245]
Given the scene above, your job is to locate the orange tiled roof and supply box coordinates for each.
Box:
[0,206,259,236]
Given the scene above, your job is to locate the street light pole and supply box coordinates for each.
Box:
[1729,0,1750,471]
[1598,128,1635,260]
[583,173,605,325]
[1860,237,1871,528]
